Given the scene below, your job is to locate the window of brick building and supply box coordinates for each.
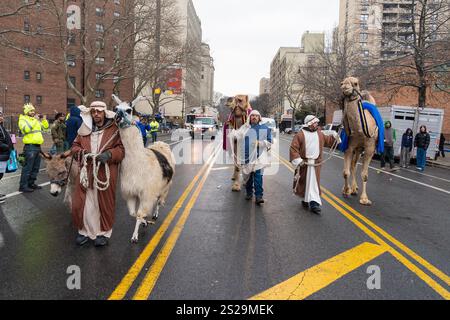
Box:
[36,72,42,81]
[69,76,76,87]
[36,48,44,56]
[36,96,42,105]
[95,89,105,98]
[24,47,31,56]
[24,18,30,32]
[114,11,120,18]
[96,73,103,80]
[95,57,105,65]
[96,24,104,33]
[24,71,30,80]
[96,8,105,17]
[114,0,121,4]
[24,95,31,103]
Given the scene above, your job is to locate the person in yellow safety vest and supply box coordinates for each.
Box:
[150,118,160,143]
[18,103,49,193]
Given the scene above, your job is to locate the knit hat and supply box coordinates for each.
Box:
[23,103,35,115]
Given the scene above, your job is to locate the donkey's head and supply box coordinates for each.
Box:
[41,151,72,197]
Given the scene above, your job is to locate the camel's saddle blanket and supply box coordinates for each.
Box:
[339,101,385,154]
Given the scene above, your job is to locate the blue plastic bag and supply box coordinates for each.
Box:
[6,150,18,173]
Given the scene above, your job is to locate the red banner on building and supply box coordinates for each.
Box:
[166,68,182,94]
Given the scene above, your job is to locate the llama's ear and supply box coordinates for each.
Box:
[112,94,122,105]
[40,151,52,161]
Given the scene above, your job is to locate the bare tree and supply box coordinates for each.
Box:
[369,0,450,131]
[250,93,272,117]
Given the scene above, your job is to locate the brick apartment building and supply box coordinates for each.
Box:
[0,0,134,126]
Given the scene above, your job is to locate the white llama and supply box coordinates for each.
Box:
[113,95,176,243]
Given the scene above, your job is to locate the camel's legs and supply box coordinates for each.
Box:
[232,165,241,192]
[342,147,354,197]
[351,151,361,195]
[360,143,376,206]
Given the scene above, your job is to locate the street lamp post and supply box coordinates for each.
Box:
[3,85,7,115]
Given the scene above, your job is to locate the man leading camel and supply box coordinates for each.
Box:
[290,115,340,215]
[71,101,125,247]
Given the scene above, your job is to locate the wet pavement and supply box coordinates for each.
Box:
[0,134,449,300]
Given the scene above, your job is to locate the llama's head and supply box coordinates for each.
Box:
[114,101,134,129]
[112,94,147,129]
[41,151,71,197]
[341,77,360,97]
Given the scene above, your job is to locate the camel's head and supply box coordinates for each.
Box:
[41,151,71,197]
[341,77,360,97]
[229,95,250,117]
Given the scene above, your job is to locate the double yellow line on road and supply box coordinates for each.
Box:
[109,146,220,300]
[275,153,450,300]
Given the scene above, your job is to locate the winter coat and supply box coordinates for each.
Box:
[66,106,83,147]
[415,132,430,150]
[18,114,49,145]
[0,124,13,162]
[136,121,151,140]
[51,120,67,146]
[401,132,414,151]
[439,134,445,150]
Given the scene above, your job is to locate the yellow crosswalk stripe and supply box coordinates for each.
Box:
[251,242,387,300]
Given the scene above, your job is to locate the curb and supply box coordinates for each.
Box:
[427,161,450,170]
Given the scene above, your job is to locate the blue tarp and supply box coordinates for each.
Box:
[339,102,385,154]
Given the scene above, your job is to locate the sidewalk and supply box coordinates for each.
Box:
[427,152,450,169]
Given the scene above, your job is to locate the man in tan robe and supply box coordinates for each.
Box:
[289,115,340,215]
[71,101,125,247]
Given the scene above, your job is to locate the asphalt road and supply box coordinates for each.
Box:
[0,133,449,300]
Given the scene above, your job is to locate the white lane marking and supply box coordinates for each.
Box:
[321,151,450,195]
[211,167,231,171]
[401,168,450,183]
[5,182,51,199]
[280,136,450,192]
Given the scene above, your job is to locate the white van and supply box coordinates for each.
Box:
[378,106,444,159]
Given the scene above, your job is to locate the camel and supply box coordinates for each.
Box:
[113,95,176,243]
[224,95,252,192]
[341,77,379,206]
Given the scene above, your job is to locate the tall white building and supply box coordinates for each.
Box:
[270,32,325,120]
[199,43,215,107]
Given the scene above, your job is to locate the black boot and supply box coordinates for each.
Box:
[94,236,109,247]
[302,201,309,209]
[29,184,42,190]
[76,234,89,246]
[310,202,322,215]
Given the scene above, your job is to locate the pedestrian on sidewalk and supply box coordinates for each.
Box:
[290,115,340,215]
[18,103,49,193]
[400,128,413,168]
[150,117,159,143]
[71,101,125,247]
[65,106,83,148]
[240,110,272,205]
[415,125,430,172]
[438,133,446,158]
[0,111,14,204]
[51,112,67,154]
[135,116,151,147]
[381,121,397,170]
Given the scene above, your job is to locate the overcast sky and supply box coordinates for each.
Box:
[194,0,340,97]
